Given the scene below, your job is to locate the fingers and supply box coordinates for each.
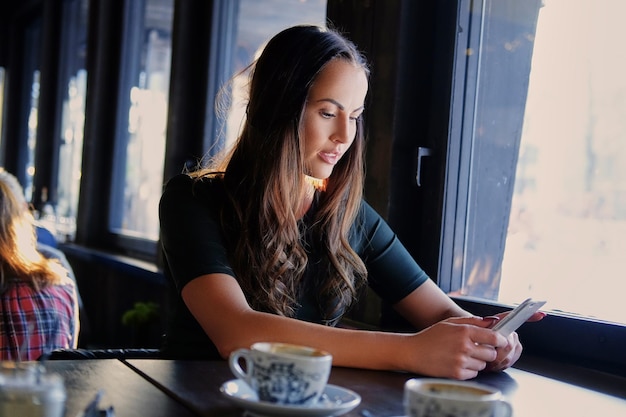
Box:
[486,332,522,372]
[411,318,524,379]
[495,310,547,323]
[442,316,510,352]
[446,316,500,330]
[471,342,499,363]
[470,325,508,348]
[446,316,489,326]
[461,319,518,372]
[450,344,498,380]
[527,311,547,322]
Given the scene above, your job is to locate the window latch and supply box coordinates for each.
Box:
[416,147,433,187]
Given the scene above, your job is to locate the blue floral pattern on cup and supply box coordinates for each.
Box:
[253,362,321,404]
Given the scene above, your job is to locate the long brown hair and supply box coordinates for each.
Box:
[0,178,66,292]
[192,25,369,322]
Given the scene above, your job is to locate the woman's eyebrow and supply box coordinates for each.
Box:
[316,98,364,113]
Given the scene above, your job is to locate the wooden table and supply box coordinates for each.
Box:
[123,359,409,416]
[123,358,626,417]
[40,357,626,417]
[44,359,197,417]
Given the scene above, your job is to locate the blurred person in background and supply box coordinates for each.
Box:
[0,169,79,360]
[0,169,81,308]
[0,169,58,248]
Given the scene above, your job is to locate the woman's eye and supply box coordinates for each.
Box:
[320,111,335,119]
[350,114,362,122]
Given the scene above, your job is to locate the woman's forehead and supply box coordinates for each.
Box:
[307,59,369,109]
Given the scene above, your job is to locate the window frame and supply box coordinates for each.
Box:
[109,0,147,243]
[442,0,626,377]
[50,0,89,242]
[109,0,171,252]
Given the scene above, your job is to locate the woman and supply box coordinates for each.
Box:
[160,25,539,379]
[0,174,79,360]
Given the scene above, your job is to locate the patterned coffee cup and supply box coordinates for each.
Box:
[229,342,332,406]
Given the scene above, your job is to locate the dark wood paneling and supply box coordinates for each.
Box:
[64,245,168,349]
[163,0,214,182]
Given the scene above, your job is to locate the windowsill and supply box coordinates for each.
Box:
[59,243,164,284]
[514,354,626,400]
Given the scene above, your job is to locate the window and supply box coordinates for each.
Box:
[110,0,174,242]
[24,70,40,202]
[447,0,626,326]
[20,17,42,202]
[219,0,327,150]
[500,0,626,325]
[105,0,326,247]
[44,0,90,243]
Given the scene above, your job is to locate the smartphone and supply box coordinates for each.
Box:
[491,298,546,336]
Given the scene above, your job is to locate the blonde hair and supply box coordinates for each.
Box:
[0,174,66,292]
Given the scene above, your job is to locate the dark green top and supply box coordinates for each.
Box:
[159,174,428,359]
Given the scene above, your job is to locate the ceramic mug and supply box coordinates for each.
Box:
[404,378,513,417]
[0,362,66,417]
[229,342,332,406]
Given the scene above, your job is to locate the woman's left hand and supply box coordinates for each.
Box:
[485,310,546,371]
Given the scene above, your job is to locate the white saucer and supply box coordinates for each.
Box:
[220,379,361,417]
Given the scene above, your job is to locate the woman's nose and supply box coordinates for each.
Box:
[331,118,351,143]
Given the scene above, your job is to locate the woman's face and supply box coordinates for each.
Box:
[302,59,368,180]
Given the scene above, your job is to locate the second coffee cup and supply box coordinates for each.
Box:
[404,378,513,417]
[228,342,332,406]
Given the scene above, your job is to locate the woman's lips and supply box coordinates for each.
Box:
[318,151,341,165]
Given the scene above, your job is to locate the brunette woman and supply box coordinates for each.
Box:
[159,25,539,379]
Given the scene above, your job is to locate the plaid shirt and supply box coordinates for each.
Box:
[0,277,79,360]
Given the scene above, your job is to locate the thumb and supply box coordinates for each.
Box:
[448,316,500,328]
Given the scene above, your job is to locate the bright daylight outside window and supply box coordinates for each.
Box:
[223,0,327,148]
[25,70,41,202]
[51,70,86,242]
[115,0,173,241]
[42,0,89,243]
[494,0,625,324]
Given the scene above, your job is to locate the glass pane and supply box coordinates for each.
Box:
[500,0,626,324]
[222,0,327,149]
[46,0,90,242]
[459,0,625,325]
[111,0,174,241]
[25,70,41,202]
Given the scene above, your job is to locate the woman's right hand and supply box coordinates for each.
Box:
[405,316,508,380]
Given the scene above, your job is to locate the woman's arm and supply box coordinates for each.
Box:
[392,278,473,328]
[182,273,508,380]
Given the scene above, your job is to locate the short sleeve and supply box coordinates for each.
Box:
[159,174,235,293]
[352,201,429,304]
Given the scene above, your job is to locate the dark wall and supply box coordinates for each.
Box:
[64,248,169,349]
